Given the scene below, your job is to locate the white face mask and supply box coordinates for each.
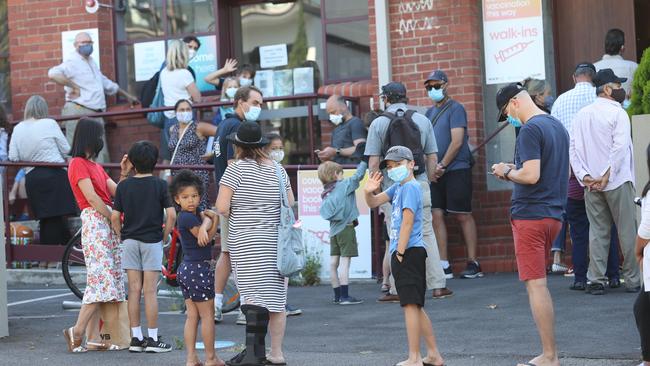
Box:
[239,77,253,87]
[188,49,197,60]
[329,114,344,125]
[225,87,238,99]
[270,150,285,163]
[176,111,193,123]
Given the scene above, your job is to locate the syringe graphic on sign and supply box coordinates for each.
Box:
[494,40,535,64]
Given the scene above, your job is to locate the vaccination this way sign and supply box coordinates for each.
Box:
[482,0,545,85]
[297,170,372,281]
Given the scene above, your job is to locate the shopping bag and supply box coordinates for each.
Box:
[99,301,130,349]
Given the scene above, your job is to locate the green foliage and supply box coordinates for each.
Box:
[288,1,308,68]
[301,251,322,286]
[629,47,650,116]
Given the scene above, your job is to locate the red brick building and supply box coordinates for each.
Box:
[2,0,647,273]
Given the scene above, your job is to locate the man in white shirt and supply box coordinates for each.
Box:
[569,68,640,295]
[48,31,138,163]
[594,28,638,106]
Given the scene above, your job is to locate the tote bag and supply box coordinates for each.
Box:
[146,77,166,128]
[274,162,305,277]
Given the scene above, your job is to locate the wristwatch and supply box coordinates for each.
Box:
[336,148,342,156]
[504,167,512,180]
[396,251,404,258]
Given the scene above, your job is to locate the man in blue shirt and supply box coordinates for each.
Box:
[424,70,481,280]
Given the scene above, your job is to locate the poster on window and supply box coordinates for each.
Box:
[187,35,218,93]
[134,41,166,82]
[482,0,545,84]
[297,169,372,280]
[61,28,100,67]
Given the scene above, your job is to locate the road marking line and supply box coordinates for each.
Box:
[8,292,73,307]
[8,288,69,292]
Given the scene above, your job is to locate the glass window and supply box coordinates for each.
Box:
[116,0,164,41]
[324,0,367,19]
[0,0,10,111]
[325,20,370,81]
[166,0,216,35]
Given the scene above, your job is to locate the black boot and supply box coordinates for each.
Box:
[226,304,269,366]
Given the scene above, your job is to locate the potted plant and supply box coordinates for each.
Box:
[629,47,650,198]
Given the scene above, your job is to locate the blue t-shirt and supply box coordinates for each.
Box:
[385,179,425,254]
[213,115,242,185]
[511,114,569,220]
[177,210,212,262]
[425,99,471,171]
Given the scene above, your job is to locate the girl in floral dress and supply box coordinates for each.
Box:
[63,118,131,353]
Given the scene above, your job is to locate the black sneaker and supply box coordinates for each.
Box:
[443,266,453,279]
[129,337,146,353]
[587,283,605,295]
[460,260,484,279]
[339,296,363,305]
[144,337,172,353]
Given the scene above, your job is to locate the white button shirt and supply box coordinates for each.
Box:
[594,54,638,97]
[569,97,635,191]
[48,51,119,111]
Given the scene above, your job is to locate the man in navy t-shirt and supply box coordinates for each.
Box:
[491,83,569,366]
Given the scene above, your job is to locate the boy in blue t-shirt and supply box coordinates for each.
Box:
[364,146,445,366]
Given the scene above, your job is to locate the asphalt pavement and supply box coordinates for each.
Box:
[0,273,644,366]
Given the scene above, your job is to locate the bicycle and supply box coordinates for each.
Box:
[61,225,240,313]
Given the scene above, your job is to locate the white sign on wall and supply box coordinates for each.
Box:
[297,170,372,280]
[61,28,100,67]
[134,40,166,82]
[259,44,288,69]
[482,0,545,84]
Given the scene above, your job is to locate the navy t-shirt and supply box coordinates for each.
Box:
[331,116,367,165]
[511,114,569,220]
[213,114,242,185]
[425,99,471,171]
[177,210,212,262]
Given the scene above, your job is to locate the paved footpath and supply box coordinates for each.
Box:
[0,273,643,366]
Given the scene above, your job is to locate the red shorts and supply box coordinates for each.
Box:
[511,218,562,281]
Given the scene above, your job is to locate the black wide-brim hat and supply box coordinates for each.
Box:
[226,121,269,148]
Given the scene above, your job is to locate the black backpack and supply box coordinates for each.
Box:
[381,109,426,176]
[139,71,160,108]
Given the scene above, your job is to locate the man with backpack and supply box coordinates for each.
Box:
[365,81,452,301]
[424,70,482,280]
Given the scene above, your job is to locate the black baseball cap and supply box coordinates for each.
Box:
[593,68,627,87]
[574,62,596,73]
[495,82,524,121]
[380,82,407,99]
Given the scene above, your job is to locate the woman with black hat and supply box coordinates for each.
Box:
[217,121,294,366]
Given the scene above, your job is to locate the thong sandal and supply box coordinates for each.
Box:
[62,327,86,353]
[86,341,121,351]
[265,357,287,365]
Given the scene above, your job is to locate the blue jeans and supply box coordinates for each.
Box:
[551,210,568,252]
[567,198,620,283]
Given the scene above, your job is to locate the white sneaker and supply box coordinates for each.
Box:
[236,310,246,325]
[214,305,223,323]
[551,263,568,273]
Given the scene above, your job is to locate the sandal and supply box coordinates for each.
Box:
[86,341,121,351]
[62,327,86,353]
[380,284,390,293]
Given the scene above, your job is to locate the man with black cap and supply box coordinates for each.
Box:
[423,69,481,280]
[365,81,451,301]
[570,68,641,295]
[551,63,621,291]
[492,82,569,366]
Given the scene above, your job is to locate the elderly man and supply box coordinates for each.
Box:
[570,68,641,295]
[317,95,366,164]
[48,31,138,163]
[492,82,569,366]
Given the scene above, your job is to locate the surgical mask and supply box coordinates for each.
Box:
[610,88,626,104]
[506,115,522,128]
[270,150,285,163]
[387,164,409,183]
[225,87,238,99]
[176,111,193,123]
[188,49,197,60]
[239,77,253,87]
[544,95,555,110]
[244,105,261,121]
[428,88,445,102]
[329,114,343,125]
[78,44,93,57]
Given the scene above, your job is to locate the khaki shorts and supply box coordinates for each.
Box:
[220,215,229,252]
[330,225,358,257]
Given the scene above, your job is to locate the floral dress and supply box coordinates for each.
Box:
[169,122,210,209]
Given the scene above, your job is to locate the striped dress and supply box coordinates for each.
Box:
[220,159,290,313]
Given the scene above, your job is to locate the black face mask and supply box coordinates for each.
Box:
[610,88,626,104]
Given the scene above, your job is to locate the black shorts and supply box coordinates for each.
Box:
[391,247,427,307]
[430,168,472,213]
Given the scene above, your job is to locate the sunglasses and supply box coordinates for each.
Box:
[425,84,445,91]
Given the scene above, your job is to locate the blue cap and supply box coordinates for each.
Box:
[424,70,448,84]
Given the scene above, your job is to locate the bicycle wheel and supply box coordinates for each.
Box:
[62,231,86,300]
[221,277,240,313]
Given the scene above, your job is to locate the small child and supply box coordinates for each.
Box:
[318,159,367,305]
[110,141,176,353]
[169,170,223,366]
[363,146,444,366]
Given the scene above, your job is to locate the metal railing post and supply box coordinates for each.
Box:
[0,167,9,337]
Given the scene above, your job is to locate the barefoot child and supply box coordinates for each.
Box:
[364,146,444,366]
[170,170,224,366]
[111,141,176,353]
[318,160,367,305]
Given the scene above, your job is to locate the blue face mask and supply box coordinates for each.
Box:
[244,105,261,121]
[428,88,445,102]
[78,44,93,57]
[387,164,410,183]
[506,115,523,128]
[544,95,555,110]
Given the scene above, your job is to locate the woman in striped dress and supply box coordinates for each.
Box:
[217,121,293,366]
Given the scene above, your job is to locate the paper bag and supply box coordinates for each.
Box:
[99,301,130,349]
